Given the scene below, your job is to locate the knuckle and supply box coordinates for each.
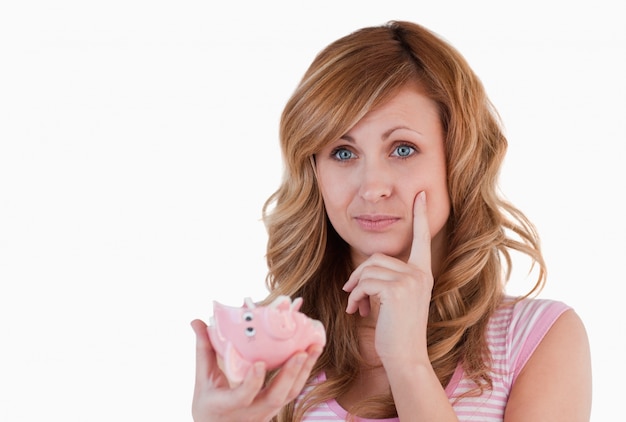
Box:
[371,252,386,261]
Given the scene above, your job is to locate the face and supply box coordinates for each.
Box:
[315,84,450,267]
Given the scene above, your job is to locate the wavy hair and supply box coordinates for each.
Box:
[261,20,546,420]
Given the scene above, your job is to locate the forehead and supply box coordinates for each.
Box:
[344,84,441,136]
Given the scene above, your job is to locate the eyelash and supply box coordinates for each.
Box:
[391,143,417,158]
[329,143,418,161]
[330,147,355,161]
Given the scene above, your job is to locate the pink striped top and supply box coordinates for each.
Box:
[299,296,570,421]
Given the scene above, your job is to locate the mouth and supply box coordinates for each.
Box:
[354,215,400,231]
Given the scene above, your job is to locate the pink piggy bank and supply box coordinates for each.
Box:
[207,295,326,385]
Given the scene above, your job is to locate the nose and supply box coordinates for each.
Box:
[358,159,393,203]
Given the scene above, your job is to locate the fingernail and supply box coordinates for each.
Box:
[418,191,426,203]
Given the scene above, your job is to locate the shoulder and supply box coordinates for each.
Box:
[509,296,571,323]
[503,298,592,421]
[506,296,572,365]
[487,296,571,370]
[482,296,575,387]
[490,295,571,327]
[498,295,571,322]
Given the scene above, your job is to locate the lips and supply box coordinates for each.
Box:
[354,214,400,231]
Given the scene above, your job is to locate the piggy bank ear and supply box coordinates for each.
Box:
[264,296,297,339]
[273,296,291,311]
[291,297,303,312]
[243,297,256,309]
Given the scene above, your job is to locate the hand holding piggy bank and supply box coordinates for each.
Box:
[207,295,326,385]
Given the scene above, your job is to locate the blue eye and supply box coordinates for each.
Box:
[392,144,416,158]
[332,148,355,161]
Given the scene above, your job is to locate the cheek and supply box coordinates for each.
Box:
[317,169,346,217]
[428,192,450,234]
[404,165,449,235]
[425,181,451,237]
[319,182,349,219]
[317,172,338,222]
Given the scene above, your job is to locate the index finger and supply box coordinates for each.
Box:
[407,191,431,269]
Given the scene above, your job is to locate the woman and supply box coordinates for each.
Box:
[191,20,592,421]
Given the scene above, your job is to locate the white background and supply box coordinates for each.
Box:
[1,1,624,420]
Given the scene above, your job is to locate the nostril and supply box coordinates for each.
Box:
[360,184,392,202]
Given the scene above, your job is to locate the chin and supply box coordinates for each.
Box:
[356,244,409,260]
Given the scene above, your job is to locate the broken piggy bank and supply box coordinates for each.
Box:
[207,295,326,385]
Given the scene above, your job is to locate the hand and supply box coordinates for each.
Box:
[190,319,323,422]
[342,191,434,364]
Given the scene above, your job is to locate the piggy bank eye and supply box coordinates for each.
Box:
[245,327,256,337]
[242,312,254,322]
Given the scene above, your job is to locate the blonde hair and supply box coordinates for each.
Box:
[262,20,545,420]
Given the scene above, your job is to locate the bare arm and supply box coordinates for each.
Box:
[385,360,458,421]
[504,309,592,421]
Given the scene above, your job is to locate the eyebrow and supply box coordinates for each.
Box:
[340,125,422,142]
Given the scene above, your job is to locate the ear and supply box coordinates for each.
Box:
[291,297,303,312]
[271,295,292,312]
[243,297,256,308]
